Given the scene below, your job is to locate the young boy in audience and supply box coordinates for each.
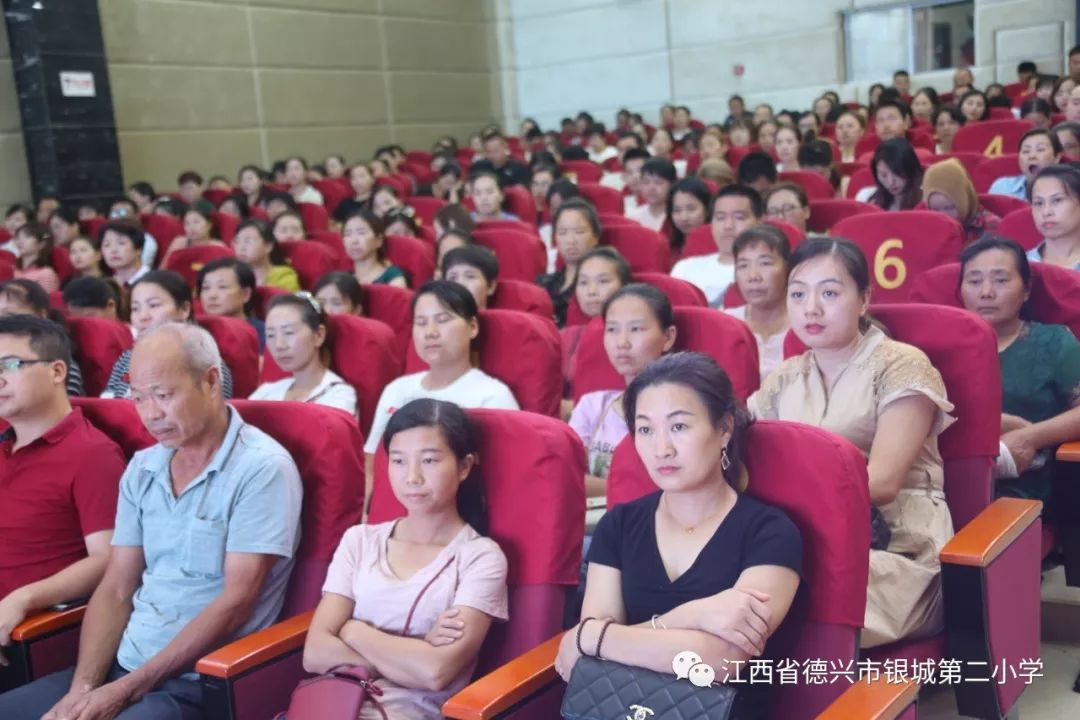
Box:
[626,158,676,232]
[587,124,618,165]
[737,151,779,195]
[62,276,122,322]
[618,148,651,207]
[441,245,500,311]
[472,129,531,188]
[176,171,215,215]
[0,316,125,661]
[874,100,912,142]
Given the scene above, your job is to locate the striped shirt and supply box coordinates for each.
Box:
[103,349,234,399]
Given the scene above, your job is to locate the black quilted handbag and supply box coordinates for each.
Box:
[561,656,740,720]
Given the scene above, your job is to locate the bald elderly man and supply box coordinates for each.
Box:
[0,323,303,720]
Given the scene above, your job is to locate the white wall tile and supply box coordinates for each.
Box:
[511,0,667,68]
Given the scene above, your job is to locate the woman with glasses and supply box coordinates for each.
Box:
[764,183,810,235]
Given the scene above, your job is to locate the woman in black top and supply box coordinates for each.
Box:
[555,352,802,688]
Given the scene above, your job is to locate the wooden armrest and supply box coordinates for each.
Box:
[940,497,1042,567]
[1056,441,1080,462]
[817,677,919,719]
[195,610,313,679]
[11,606,86,642]
[443,633,563,720]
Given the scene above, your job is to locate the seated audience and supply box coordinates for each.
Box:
[270,210,306,245]
[238,165,265,209]
[0,280,83,395]
[469,172,519,223]
[537,198,602,327]
[372,184,405,219]
[933,107,965,154]
[48,208,81,248]
[648,127,677,161]
[261,190,298,219]
[666,177,711,256]
[556,352,802,691]
[324,155,346,180]
[989,128,1062,201]
[764,182,810,235]
[835,110,867,163]
[304,398,507,718]
[177,170,215,214]
[100,220,151,287]
[232,219,300,292]
[627,159,676,232]
[433,204,474,239]
[958,236,1080,506]
[959,90,990,123]
[470,129,531,188]
[698,129,727,164]
[774,126,802,173]
[737,151,778,195]
[587,123,618,164]
[65,235,107,282]
[332,164,375,224]
[436,228,474,275]
[910,88,939,124]
[197,257,266,350]
[13,223,59,293]
[442,245,499,311]
[1054,120,1080,159]
[384,206,421,238]
[756,121,778,156]
[313,271,365,317]
[424,161,465,205]
[725,225,791,378]
[697,158,735,189]
[285,156,324,205]
[160,208,226,267]
[126,182,155,216]
[250,294,357,416]
[1053,77,1076,115]
[63,276,121,321]
[671,184,762,307]
[619,148,651,211]
[0,315,125,656]
[530,164,557,222]
[104,270,235,399]
[0,323,302,720]
[1029,165,1080,270]
[922,158,1000,243]
[569,284,674,494]
[217,194,249,219]
[1020,98,1053,129]
[342,208,408,288]
[3,204,31,254]
[364,281,519,455]
[856,139,924,210]
[748,237,954,648]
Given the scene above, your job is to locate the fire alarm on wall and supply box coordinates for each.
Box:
[734,64,745,77]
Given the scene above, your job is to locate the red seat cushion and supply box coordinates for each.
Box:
[407,196,447,229]
[559,160,604,184]
[972,154,1021,193]
[279,241,339,290]
[361,283,414,359]
[385,235,435,288]
[578,184,624,214]
[807,198,883,234]
[297,202,329,233]
[195,314,260,399]
[997,207,1040,250]
[634,272,707,307]
[502,185,537,225]
[212,212,240,244]
[71,397,155,457]
[66,317,134,396]
[778,170,835,200]
[163,245,235,288]
[471,228,546,282]
[488,278,555,318]
[601,224,672,273]
[953,119,1035,156]
[977,192,1028,218]
[252,286,288,320]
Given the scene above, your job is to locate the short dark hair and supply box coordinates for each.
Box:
[63,276,117,310]
[97,220,145,251]
[1020,98,1053,120]
[131,270,193,319]
[959,235,1031,308]
[237,218,286,265]
[267,293,333,359]
[641,158,678,184]
[578,246,633,288]
[552,197,601,239]
[0,314,71,368]
[586,123,607,138]
[601,281,672,330]
[1019,127,1062,154]
[789,236,871,315]
[442,245,500,283]
[128,181,155,199]
[764,182,809,210]
[412,280,479,323]
[733,224,792,263]
[1053,120,1080,149]
[934,106,966,128]
[893,70,910,79]
[313,272,364,314]
[712,183,764,218]
[1018,61,1037,74]
[875,99,912,121]
[342,207,388,262]
[1070,45,1080,59]
[666,177,713,251]
[434,204,474,233]
[261,190,297,212]
[177,171,203,186]
[622,147,651,164]
[196,257,257,316]
[736,151,778,186]
[0,278,51,315]
[1029,163,1080,201]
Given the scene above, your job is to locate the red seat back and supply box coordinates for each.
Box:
[474,218,536,236]
[369,408,585,674]
[977,192,1027,218]
[471,228,546,282]
[972,154,1021,193]
[51,245,75,284]
[997,207,1040,250]
[832,211,966,303]
[297,202,329,233]
[142,215,184,261]
[778,170,835,200]
[682,224,715,258]
[163,245,235,288]
[601,224,672,273]
[261,315,401,438]
[488,278,555,319]
[361,283,414,360]
[807,198,883,234]
[195,314,260,399]
[577,183,624,214]
[635,272,707,307]
[502,185,537,225]
[607,420,871,719]
[279,241,338,290]
[846,167,876,199]
[311,180,349,214]
[407,196,447,229]
[306,229,348,264]
[559,160,604,184]
[66,317,134,396]
[952,119,1034,156]
[202,189,232,208]
[251,286,288,320]
[931,151,986,178]
[385,235,435,288]
[376,174,411,198]
[71,397,155,457]
[79,217,108,241]
[405,309,561,417]
[572,307,759,402]
[211,212,240,245]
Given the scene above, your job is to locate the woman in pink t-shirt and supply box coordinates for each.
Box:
[303,398,508,720]
[12,223,60,293]
[569,284,676,497]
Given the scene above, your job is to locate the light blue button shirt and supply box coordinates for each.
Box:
[112,406,302,672]
[988,175,1028,202]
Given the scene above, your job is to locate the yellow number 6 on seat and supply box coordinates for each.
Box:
[874,239,907,290]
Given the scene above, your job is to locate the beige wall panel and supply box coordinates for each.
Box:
[381,0,491,22]
[118,130,263,188]
[0,20,9,56]
[393,122,485,152]
[251,8,382,69]
[250,0,379,13]
[100,0,252,67]
[0,135,31,207]
[259,70,387,126]
[265,126,390,165]
[111,66,259,131]
[384,18,490,72]
[0,60,21,133]
[390,72,494,124]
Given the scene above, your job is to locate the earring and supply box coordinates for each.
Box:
[720,447,731,471]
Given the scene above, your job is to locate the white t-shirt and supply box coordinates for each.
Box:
[294,185,324,206]
[363,368,519,454]
[588,146,619,165]
[625,203,665,232]
[249,368,358,418]
[670,253,736,308]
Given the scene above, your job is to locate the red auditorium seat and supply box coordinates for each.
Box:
[972,154,1022,194]
[201,407,584,720]
[559,160,604,184]
[807,198,883,234]
[407,196,447,228]
[831,211,965,303]
[385,234,435,287]
[601,224,672,273]
[779,170,836,200]
[312,180,349,214]
[142,215,184,261]
[405,149,433,165]
[211,211,239,244]
[502,185,537,225]
[297,202,329,233]
[977,192,1028,218]
[405,309,561,417]
[375,174,411,197]
[474,218,536,236]
[66,317,134,396]
[162,244,235,288]
[202,189,232,207]
[488,278,555,318]
[361,283,414,359]
[51,245,75,285]
[471,227,546,282]
[597,211,637,227]
[195,314,260,399]
[79,216,107,240]
[261,314,400,437]
[952,119,1034,156]
[931,151,986,178]
[577,183,623,214]
[251,285,287,319]
[682,219,803,259]
[571,307,759,402]
[279,241,339,290]
[635,271,707,307]
[0,263,12,282]
[846,166,876,199]
[306,229,348,264]
[997,207,1040,250]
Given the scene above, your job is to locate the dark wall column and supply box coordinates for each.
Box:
[3,0,122,206]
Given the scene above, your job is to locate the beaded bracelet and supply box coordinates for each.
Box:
[595,619,615,659]
[576,617,596,656]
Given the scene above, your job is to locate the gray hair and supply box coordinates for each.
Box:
[136,322,223,386]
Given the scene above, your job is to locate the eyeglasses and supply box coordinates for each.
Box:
[0,357,50,375]
[767,204,801,218]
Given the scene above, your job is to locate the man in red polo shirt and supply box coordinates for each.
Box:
[0,315,125,659]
